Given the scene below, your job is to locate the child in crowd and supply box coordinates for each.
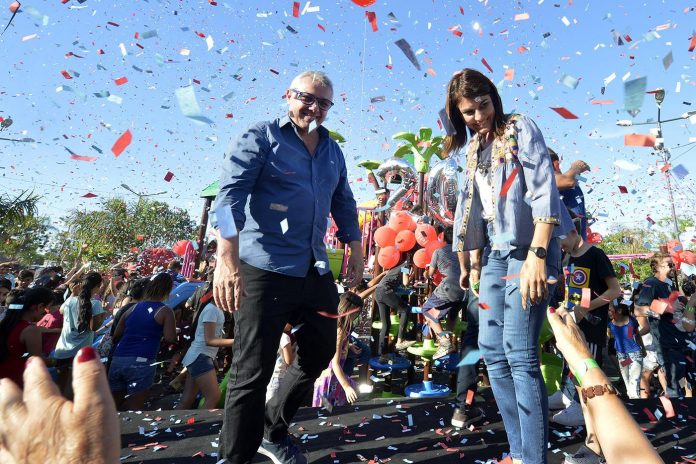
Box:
[266,323,298,403]
[312,291,364,409]
[53,272,106,398]
[177,301,233,409]
[36,291,65,356]
[608,299,645,399]
[0,287,55,387]
[108,273,177,410]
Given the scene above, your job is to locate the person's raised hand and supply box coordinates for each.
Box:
[0,347,119,464]
[546,307,592,374]
[570,160,590,174]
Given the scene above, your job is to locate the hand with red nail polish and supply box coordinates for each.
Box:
[0,349,119,464]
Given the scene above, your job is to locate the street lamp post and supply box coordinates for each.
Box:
[616,92,696,239]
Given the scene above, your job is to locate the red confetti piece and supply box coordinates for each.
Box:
[186,417,196,424]
[70,154,97,162]
[317,307,361,319]
[590,99,614,104]
[501,273,520,280]
[97,49,105,54]
[642,407,657,422]
[111,129,132,157]
[549,107,578,119]
[624,134,655,147]
[478,302,490,310]
[191,451,205,458]
[581,288,591,308]
[82,193,97,198]
[136,235,145,240]
[499,166,519,197]
[365,11,378,32]
[317,23,325,32]
[351,0,376,6]
[114,76,128,86]
[465,389,475,405]
[618,185,628,194]
[689,36,696,52]
[292,1,299,17]
[480,57,493,73]
[451,29,463,37]
[195,31,206,38]
[60,70,73,79]
[164,171,174,182]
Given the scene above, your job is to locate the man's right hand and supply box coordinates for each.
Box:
[570,160,590,174]
[214,259,244,313]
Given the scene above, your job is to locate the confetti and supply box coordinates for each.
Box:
[114,76,128,86]
[111,130,132,158]
[394,39,420,70]
[623,134,655,147]
[549,107,578,119]
[164,171,174,182]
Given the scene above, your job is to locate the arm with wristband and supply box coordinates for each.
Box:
[547,306,663,464]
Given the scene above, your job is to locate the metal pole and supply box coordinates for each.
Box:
[657,104,680,239]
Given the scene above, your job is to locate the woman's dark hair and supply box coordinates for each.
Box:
[143,273,174,302]
[0,287,54,361]
[442,227,454,245]
[77,272,103,332]
[0,278,11,291]
[127,278,149,300]
[442,68,506,157]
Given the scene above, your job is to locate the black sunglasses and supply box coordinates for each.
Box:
[291,89,334,111]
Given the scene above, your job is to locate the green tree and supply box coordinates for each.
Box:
[49,198,196,268]
[0,214,53,264]
[598,226,669,281]
[0,190,40,228]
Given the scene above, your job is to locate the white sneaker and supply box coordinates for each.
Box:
[548,390,573,410]
[551,401,585,427]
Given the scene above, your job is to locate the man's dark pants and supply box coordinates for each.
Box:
[219,261,338,463]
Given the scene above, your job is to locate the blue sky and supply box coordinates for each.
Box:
[1,0,695,239]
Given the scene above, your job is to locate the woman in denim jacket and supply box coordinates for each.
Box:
[447,69,566,464]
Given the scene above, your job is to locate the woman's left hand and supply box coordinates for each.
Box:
[519,255,547,310]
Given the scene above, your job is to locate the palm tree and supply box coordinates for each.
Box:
[0,190,40,226]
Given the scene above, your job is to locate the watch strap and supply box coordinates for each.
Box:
[572,357,600,385]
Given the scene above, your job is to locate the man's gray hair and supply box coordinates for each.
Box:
[289,70,333,90]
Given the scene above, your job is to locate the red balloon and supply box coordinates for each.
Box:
[9,1,19,13]
[395,230,416,252]
[172,239,190,256]
[388,211,411,232]
[425,240,446,256]
[378,246,401,270]
[374,226,397,248]
[413,248,431,269]
[351,0,376,7]
[415,224,437,246]
[407,216,417,232]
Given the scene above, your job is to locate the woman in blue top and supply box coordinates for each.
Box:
[109,273,176,410]
[449,69,565,464]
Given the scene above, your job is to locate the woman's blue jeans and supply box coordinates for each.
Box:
[478,237,561,463]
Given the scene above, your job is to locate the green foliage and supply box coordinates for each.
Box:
[597,226,670,281]
[0,215,53,264]
[47,198,196,268]
[0,190,40,227]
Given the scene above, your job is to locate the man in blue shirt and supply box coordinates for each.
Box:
[212,70,363,464]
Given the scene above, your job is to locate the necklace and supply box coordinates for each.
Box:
[476,142,493,175]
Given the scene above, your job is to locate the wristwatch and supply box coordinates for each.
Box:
[572,357,600,385]
[528,246,547,259]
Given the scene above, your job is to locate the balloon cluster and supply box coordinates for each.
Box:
[374,211,446,269]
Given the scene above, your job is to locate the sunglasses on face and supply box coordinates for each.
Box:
[291,89,334,111]
[663,262,675,268]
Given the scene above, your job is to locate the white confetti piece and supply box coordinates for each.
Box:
[206,35,214,51]
[561,16,570,26]
[280,218,289,234]
[119,43,127,57]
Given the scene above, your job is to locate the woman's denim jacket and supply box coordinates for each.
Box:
[452,114,572,253]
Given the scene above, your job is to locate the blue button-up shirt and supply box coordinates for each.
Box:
[213,116,361,277]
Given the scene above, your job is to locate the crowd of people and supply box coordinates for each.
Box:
[1,69,693,464]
